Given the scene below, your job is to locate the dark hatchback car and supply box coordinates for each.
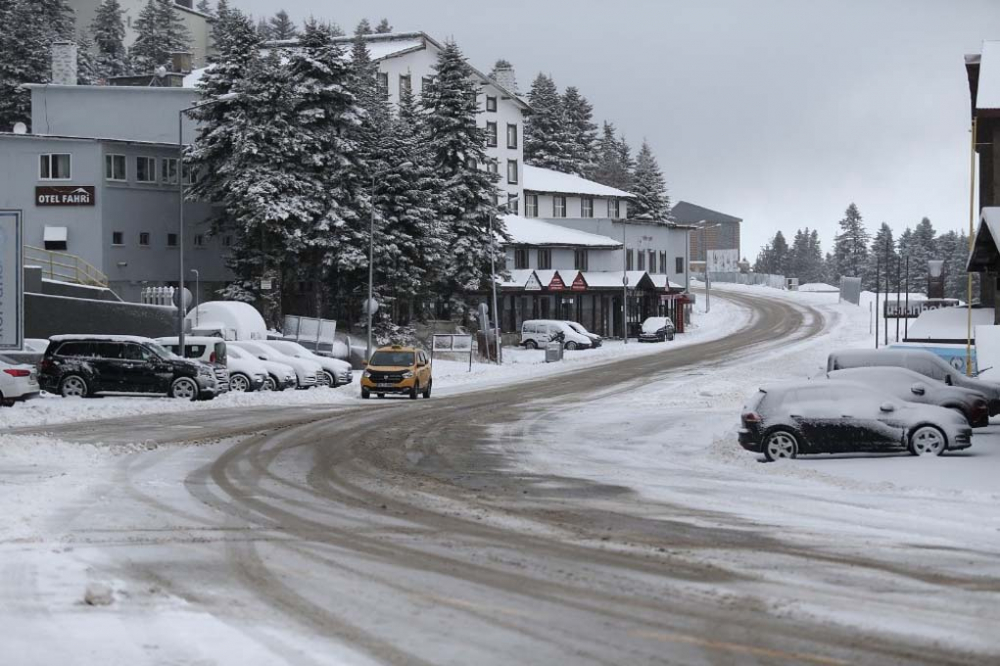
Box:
[39,335,220,401]
[739,380,971,461]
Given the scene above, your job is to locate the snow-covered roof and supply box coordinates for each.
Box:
[798,282,839,293]
[647,274,686,291]
[183,65,211,88]
[977,41,1000,110]
[496,269,537,288]
[967,207,1000,272]
[523,165,634,198]
[50,335,155,344]
[906,305,994,341]
[502,215,622,248]
[575,271,649,288]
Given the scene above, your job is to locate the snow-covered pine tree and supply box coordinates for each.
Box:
[895,227,916,293]
[771,231,789,275]
[76,34,98,84]
[629,140,670,222]
[268,10,297,41]
[375,18,392,34]
[355,18,373,36]
[524,73,576,173]
[833,203,869,281]
[562,86,597,176]
[130,0,191,74]
[255,17,271,41]
[91,0,129,81]
[906,216,938,292]
[590,122,631,191]
[863,222,896,292]
[423,40,502,309]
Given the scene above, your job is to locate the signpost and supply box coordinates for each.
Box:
[0,211,24,351]
[432,333,474,372]
[35,186,95,207]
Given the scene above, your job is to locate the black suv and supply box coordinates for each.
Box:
[39,336,220,401]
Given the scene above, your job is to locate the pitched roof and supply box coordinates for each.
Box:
[502,215,622,248]
[523,165,634,198]
[670,201,743,225]
[968,207,1000,271]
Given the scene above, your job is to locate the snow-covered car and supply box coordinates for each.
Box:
[156,337,230,393]
[564,321,602,348]
[825,367,990,428]
[638,317,675,343]
[828,349,1000,415]
[230,341,320,389]
[227,345,290,391]
[520,320,593,350]
[0,353,40,406]
[739,380,972,460]
[262,340,353,387]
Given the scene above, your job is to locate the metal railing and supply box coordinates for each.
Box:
[24,245,110,288]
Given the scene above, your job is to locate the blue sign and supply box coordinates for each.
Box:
[0,210,23,350]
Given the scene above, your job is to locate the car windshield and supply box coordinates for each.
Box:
[567,323,588,334]
[642,318,670,333]
[273,341,307,356]
[370,351,414,367]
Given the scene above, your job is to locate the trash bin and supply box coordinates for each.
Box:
[546,341,564,363]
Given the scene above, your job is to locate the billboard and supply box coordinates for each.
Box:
[0,211,23,350]
[884,298,960,319]
[707,249,739,273]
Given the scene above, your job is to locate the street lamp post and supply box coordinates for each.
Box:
[622,215,628,344]
[367,175,376,363]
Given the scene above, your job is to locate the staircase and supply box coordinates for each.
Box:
[24,245,109,288]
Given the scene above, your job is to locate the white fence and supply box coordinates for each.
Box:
[703,272,786,289]
[141,286,177,306]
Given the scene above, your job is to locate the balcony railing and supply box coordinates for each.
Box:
[24,245,110,288]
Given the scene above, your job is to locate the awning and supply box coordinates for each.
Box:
[43,226,68,242]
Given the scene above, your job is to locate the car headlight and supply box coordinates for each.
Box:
[285,373,295,380]
[402,371,414,379]
[363,370,372,379]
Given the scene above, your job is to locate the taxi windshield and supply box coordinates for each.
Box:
[370,351,414,367]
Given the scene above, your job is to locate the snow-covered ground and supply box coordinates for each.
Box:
[492,283,1000,653]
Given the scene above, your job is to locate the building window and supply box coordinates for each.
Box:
[486,95,497,112]
[506,123,518,149]
[574,249,589,271]
[112,231,124,246]
[538,248,551,270]
[421,76,434,94]
[138,232,150,246]
[399,74,411,98]
[649,250,656,273]
[637,251,645,271]
[377,71,388,94]
[507,193,519,215]
[167,233,178,247]
[553,196,567,218]
[181,163,196,185]
[136,156,156,183]
[466,157,477,170]
[581,198,594,218]
[659,252,666,274]
[161,158,179,185]
[514,246,529,270]
[525,194,538,218]
[487,160,499,175]
[609,199,620,219]
[486,121,498,147]
[40,154,71,180]
[676,256,684,274]
[193,234,205,247]
[105,154,126,181]
[507,159,518,184]
[626,249,634,271]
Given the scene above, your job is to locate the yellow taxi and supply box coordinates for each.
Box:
[361,345,433,400]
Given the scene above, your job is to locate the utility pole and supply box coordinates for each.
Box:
[622,217,628,344]
[366,175,375,362]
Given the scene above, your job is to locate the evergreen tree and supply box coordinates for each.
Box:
[562,86,597,176]
[268,9,298,41]
[90,0,129,80]
[863,222,897,292]
[256,17,271,41]
[833,203,869,280]
[130,0,191,74]
[523,73,575,173]
[629,140,670,222]
[753,243,774,274]
[355,18,373,36]
[771,230,789,274]
[423,40,501,310]
[375,18,393,34]
[899,217,937,293]
[76,34,98,85]
[895,227,916,293]
[591,122,632,191]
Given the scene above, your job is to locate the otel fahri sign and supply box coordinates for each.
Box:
[35,186,95,207]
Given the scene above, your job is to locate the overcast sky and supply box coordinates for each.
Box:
[238,0,1000,259]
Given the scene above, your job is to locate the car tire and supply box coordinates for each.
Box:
[763,429,799,461]
[525,339,538,349]
[361,388,370,399]
[266,375,282,392]
[565,341,578,351]
[909,425,947,456]
[409,384,419,400]
[667,333,675,341]
[322,371,337,388]
[229,373,252,393]
[423,380,432,399]
[60,374,89,399]
[170,377,200,401]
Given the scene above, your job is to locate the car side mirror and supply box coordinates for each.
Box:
[945,375,953,386]
[910,384,926,396]
[880,402,895,413]
[258,355,267,361]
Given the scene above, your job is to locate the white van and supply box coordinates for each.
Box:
[156,336,230,393]
[521,320,593,350]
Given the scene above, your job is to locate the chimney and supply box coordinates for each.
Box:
[492,60,518,95]
[171,52,193,74]
[51,41,78,86]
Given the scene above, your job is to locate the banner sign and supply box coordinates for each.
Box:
[548,273,566,291]
[707,249,739,273]
[524,272,542,291]
[571,274,588,291]
[0,210,23,350]
[35,186,95,207]
[884,298,961,319]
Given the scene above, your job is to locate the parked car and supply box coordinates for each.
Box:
[0,354,40,406]
[828,349,1000,415]
[39,335,220,401]
[361,345,432,400]
[262,340,353,387]
[638,316,675,343]
[739,380,972,460]
[520,320,593,350]
[825,367,990,428]
[230,341,320,389]
[564,321,602,348]
[227,345,291,391]
[156,337,230,393]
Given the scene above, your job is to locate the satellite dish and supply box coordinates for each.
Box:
[155,66,167,79]
[12,122,27,134]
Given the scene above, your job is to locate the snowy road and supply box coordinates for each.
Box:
[3,289,997,665]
